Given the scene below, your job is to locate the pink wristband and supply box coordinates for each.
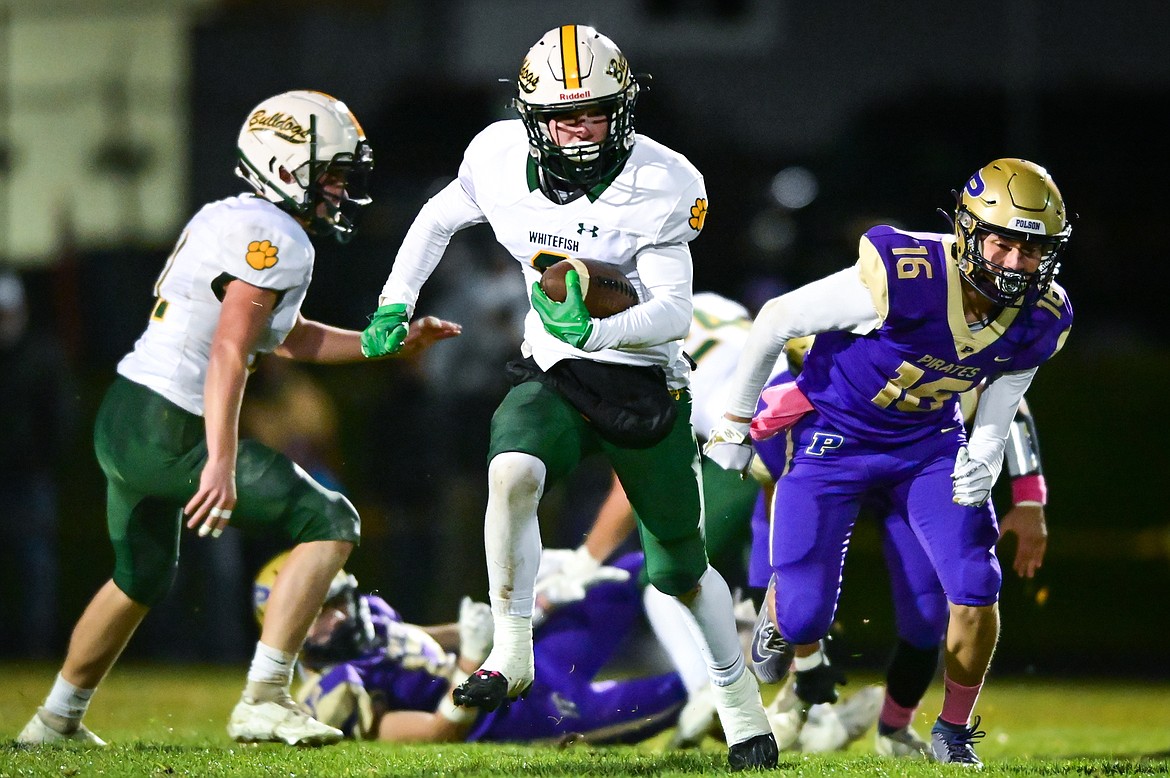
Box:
[1011,474,1047,506]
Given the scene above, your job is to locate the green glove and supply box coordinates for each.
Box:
[531,269,594,349]
[361,303,410,357]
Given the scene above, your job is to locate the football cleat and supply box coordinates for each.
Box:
[16,711,106,747]
[227,695,343,746]
[750,589,793,685]
[727,732,780,771]
[668,682,722,749]
[797,684,883,753]
[875,723,932,759]
[452,669,531,712]
[930,716,986,767]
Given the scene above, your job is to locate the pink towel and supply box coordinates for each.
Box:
[750,383,814,441]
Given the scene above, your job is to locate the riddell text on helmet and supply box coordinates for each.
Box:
[560,90,592,100]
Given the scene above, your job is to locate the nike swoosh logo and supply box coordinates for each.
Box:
[994,356,1011,362]
[753,623,782,659]
[941,425,959,433]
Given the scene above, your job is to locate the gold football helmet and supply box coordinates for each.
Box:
[253,551,376,666]
[953,158,1070,307]
[782,335,816,376]
[515,24,639,188]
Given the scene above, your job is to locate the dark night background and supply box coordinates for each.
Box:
[3,1,1166,679]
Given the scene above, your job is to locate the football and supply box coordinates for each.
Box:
[539,258,639,318]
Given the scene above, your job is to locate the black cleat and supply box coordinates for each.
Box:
[794,661,848,706]
[452,669,529,712]
[727,731,779,771]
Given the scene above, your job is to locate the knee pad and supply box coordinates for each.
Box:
[775,582,836,645]
[110,496,181,606]
[488,452,547,498]
[291,483,361,545]
[642,533,707,597]
[114,559,178,607]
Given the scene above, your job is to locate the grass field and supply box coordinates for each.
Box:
[2,662,1169,776]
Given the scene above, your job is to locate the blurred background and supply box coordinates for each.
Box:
[1,0,1166,678]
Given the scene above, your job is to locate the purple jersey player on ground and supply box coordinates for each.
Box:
[707,158,1073,767]
[255,551,687,744]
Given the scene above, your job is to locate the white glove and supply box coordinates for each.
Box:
[457,596,494,664]
[703,418,754,475]
[534,547,578,586]
[952,446,995,507]
[534,545,629,614]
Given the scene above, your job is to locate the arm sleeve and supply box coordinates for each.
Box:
[967,367,1037,482]
[1004,396,1044,478]
[583,242,693,350]
[377,172,487,312]
[724,264,883,419]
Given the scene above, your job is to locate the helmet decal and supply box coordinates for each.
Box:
[559,25,583,89]
[245,240,279,270]
[1008,216,1045,234]
[518,59,539,94]
[245,110,311,144]
[965,171,986,198]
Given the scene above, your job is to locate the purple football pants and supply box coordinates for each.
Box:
[751,412,1000,646]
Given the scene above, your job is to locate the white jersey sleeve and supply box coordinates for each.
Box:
[117,196,314,415]
[724,264,882,419]
[376,149,489,312]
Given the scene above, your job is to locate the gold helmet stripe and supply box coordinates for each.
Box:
[560,25,581,89]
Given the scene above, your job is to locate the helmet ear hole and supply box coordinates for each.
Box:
[277,166,295,185]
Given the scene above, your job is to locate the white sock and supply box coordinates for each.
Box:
[246,641,296,686]
[642,585,709,694]
[43,673,95,721]
[680,565,746,687]
[794,643,827,672]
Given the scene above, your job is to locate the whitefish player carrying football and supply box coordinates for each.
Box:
[361,24,778,770]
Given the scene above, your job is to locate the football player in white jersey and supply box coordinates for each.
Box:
[16,90,460,748]
[360,26,777,770]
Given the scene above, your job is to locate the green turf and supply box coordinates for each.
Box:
[2,662,1168,776]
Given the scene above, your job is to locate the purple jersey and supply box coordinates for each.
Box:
[299,596,455,735]
[797,225,1072,446]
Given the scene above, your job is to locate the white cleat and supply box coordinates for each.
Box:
[16,711,107,747]
[668,682,722,748]
[876,723,933,759]
[227,696,343,745]
[798,684,883,752]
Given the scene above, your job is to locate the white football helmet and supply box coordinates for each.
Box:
[236,90,373,242]
[515,24,639,188]
[953,158,1070,307]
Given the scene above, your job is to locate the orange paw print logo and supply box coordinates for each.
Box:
[688,198,708,232]
[245,240,279,270]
